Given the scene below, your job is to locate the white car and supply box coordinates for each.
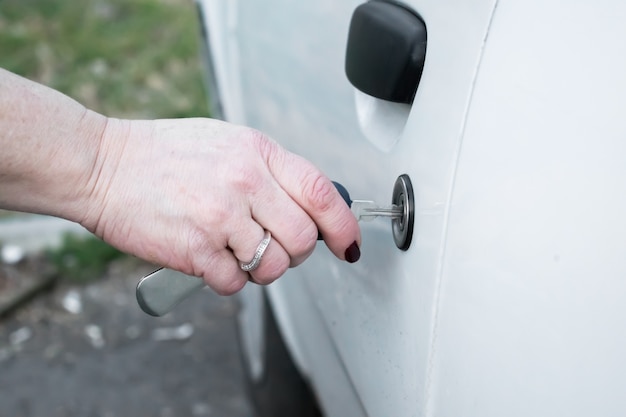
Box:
[195,1,626,416]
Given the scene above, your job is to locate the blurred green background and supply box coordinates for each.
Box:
[0,0,209,119]
[0,0,210,280]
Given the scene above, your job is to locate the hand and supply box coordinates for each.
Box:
[80,117,361,295]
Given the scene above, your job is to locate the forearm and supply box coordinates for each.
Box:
[0,68,110,222]
[0,68,361,292]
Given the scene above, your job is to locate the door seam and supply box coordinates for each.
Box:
[423,1,500,415]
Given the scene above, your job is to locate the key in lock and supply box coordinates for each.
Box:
[136,175,415,316]
[330,175,415,250]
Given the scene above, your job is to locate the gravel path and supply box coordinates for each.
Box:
[0,258,253,417]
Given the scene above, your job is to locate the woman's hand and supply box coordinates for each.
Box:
[0,69,359,295]
[80,117,361,295]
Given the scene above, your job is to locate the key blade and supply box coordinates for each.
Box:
[351,199,378,221]
[361,204,403,219]
[352,200,403,221]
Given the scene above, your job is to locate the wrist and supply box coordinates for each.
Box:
[75,117,153,235]
[55,109,114,224]
[70,115,133,230]
[12,107,112,223]
[0,69,108,220]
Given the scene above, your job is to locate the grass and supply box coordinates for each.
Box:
[0,0,210,278]
[45,233,128,283]
[0,0,209,118]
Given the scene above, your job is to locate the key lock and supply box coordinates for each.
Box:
[391,174,415,250]
[336,175,414,250]
[135,175,415,316]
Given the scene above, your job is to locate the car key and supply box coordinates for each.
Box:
[351,199,403,222]
[136,182,404,317]
[332,181,403,222]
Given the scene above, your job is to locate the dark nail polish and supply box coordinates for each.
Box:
[344,241,360,263]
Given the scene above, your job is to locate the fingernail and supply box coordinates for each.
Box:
[344,241,360,263]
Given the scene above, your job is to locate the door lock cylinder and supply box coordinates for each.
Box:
[391,174,415,250]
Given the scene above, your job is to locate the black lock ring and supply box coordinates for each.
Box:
[391,174,415,250]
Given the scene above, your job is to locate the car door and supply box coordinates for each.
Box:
[201,0,626,416]
[220,1,499,416]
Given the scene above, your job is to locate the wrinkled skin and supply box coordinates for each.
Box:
[0,68,361,295]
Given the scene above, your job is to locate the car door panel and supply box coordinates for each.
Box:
[229,1,498,416]
[432,1,626,415]
[200,0,626,415]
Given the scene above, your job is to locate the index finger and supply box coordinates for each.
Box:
[259,137,361,262]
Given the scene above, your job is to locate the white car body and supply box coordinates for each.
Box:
[197,1,626,416]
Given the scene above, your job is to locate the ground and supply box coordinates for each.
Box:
[0,1,249,414]
[0,257,253,417]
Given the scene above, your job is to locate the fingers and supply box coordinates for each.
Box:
[227,218,291,285]
[197,248,248,296]
[208,182,322,288]
[257,137,361,262]
[199,224,295,292]
[249,181,319,267]
[195,232,290,294]
[121,122,361,299]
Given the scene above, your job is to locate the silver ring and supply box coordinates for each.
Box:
[240,231,271,272]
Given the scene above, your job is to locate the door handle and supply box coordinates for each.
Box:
[345,1,427,104]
